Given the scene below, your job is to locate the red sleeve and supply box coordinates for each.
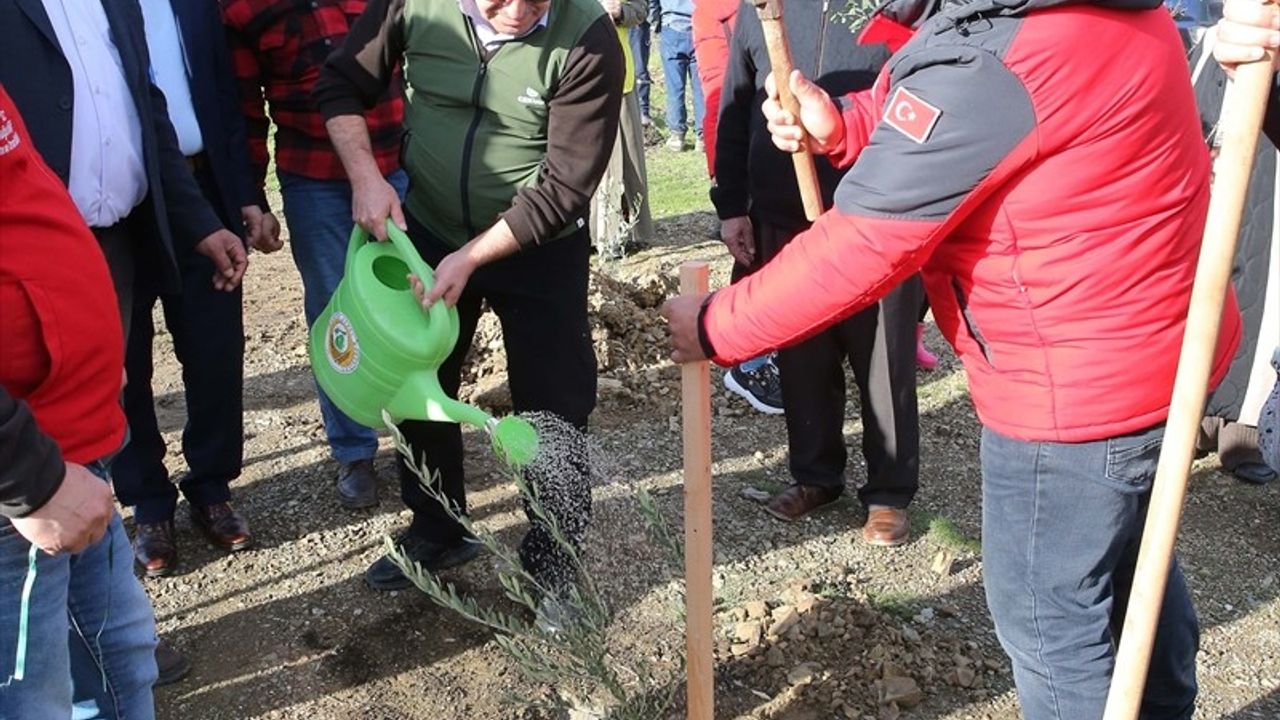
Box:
[692,0,738,177]
[700,51,1038,364]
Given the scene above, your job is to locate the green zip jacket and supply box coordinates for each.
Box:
[315,0,625,248]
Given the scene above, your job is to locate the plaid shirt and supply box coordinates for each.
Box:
[221,0,404,202]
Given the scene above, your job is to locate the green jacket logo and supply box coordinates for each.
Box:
[516,87,545,107]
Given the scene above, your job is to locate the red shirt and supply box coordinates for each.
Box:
[221,0,404,193]
[0,86,125,463]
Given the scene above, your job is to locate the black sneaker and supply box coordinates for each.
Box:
[724,358,784,415]
[365,531,481,591]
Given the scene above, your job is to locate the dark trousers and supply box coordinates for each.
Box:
[397,213,596,586]
[113,163,244,524]
[981,424,1198,719]
[91,217,139,344]
[630,23,651,116]
[756,219,921,508]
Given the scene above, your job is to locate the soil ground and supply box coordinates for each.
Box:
[140,208,1280,720]
[140,47,1279,720]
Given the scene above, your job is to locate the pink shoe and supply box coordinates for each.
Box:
[916,323,939,370]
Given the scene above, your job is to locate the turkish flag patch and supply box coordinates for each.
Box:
[883,87,941,144]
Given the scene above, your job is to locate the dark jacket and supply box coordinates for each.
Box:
[170,0,258,227]
[710,0,890,230]
[0,0,225,292]
[1190,38,1279,422]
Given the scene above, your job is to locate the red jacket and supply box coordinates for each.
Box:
[0,85,125,516]
[692,0,739,177]
[700,0,1242,443]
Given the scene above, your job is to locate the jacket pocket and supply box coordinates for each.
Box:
[952,277,993,366]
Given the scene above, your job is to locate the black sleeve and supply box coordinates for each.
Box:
[114,0,225,246]
[1265,78,1280,148]
[500,15,625,247]
[708,4,757,220]
[0,387,64,519]
[206,0,261,216]
[315,0,407,118]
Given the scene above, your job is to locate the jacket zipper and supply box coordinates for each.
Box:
[816,0,829,77]
[461,24,489,239]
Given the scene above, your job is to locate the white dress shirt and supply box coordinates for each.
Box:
[139,0,203,156]
[41,0,147,228]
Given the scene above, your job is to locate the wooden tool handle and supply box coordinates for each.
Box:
[1102,48,1277,720]
[755,4,825,221]
[679,262,714,720]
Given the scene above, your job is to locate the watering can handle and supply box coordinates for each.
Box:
[383,221,453,332]
[343,221,452,334]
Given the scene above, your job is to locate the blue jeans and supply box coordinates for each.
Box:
[278,169,409,464]
[0,464,159,720]
[629,22,652,116]
[659,26,703,136]
[981,424,1198,720]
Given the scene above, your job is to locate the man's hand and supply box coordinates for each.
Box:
[1215,0,1280,74]
[10,463,114,555]
[409,220,521,308]
[720,216,755,267]
[661,292,712,364]
[352,175,406,241]
[242,206,284,253]
[410,249,476,309]
[196,228,249,291]
[763,70,843,155]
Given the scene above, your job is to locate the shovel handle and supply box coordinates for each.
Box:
[754,0,824,221]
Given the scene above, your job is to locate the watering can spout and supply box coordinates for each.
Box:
[385,373,539,468]
[386,371,492,428]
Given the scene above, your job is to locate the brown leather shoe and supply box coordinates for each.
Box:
[863,506,910,547]
[133,521,177,578]
[190,502,253,552]
[765,485,842,522]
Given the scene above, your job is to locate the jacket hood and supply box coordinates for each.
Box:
[877,0,1166,28]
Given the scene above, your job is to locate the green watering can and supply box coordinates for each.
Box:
[309,220,538,467]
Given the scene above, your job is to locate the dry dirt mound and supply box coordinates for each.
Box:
[460,269,679,410]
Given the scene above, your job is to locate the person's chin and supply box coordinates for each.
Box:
[494,20,536,34]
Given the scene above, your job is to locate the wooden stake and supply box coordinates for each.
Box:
[753,0,825,221]
[1103,47,1276,720]
[679,261,714,720]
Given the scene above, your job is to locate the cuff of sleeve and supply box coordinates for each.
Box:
[189,216,225,251]
[317,96,369,123]
[696,292,719,362]
[709,185,749,221]
[500,208,539,249]
[827,95,855,161]
[2,437,64,520]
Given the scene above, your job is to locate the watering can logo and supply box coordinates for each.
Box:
[324,312,360,374]
[308,221,539,467]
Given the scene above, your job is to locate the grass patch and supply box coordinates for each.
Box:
[914,511,981,555]
[866,588,918,620]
